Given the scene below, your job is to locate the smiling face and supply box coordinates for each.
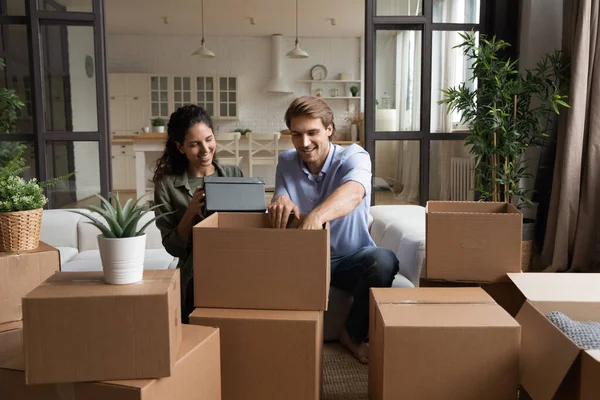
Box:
[176,122,216,172]
[290,115,333,174]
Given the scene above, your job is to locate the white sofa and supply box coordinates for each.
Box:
[40,209,177,271]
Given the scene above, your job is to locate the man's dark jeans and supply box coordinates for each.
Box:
[331,246,399,342]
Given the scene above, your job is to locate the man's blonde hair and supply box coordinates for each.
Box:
[284,96,336,140]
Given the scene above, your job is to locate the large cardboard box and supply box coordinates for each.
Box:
[0,327,61,399]
[369,287,520,400]
[426,201,522,283]
[0,242,60,324]
[0,325,221,400]
[509,272,600,400]
[23,270,182,384]
[190,308,322,400]
[193,212,330,311]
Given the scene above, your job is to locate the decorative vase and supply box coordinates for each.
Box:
[142,126,151,133]
[350,124,358,142]
[97,234,146,284]
[0,208,43,252]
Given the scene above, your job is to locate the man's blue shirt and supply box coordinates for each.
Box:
[274,143,375,257]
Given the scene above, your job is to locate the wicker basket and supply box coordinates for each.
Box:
[0,208,43,252]
[521,240,533,272]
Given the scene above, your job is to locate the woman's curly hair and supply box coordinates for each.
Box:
[151,105,214,183]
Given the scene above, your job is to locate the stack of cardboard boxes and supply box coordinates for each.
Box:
[0,244,221,399]
[369,201,600,399]
[189,212,330,400]
[368,201,523,399]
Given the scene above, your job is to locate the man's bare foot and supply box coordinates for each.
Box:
[340,328,369,364]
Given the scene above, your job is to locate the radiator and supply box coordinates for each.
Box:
[450,157,475,201]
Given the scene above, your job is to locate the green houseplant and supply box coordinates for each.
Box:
[440,32,570,206]
[0,58,25,169]
[234,128,252,136]
[151,117,166,133]
[349,85,359,97]
[440,32,570,270]
[0,150,74,251]
[70,194,172,284]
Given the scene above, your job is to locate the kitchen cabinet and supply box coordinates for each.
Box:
[111,143,136,190]
[108,73,150,135]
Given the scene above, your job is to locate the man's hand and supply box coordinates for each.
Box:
[297,212,323,230]
[268,195,300,229]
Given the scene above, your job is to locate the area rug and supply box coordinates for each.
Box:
[322,342,368,400]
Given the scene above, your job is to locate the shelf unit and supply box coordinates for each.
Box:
[297,79,362,100]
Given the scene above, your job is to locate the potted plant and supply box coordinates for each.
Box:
[0,151,74,252]
[349,85,359,97]
[69,194,172,285]
[345,111,364,142]
[440,32,570,269]
[234,128,252,136]
[151,117,166,133]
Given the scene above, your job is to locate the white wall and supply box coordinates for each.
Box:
[106,34,361,135]
[67,25,101,201]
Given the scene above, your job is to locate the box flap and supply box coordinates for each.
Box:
[191,308,320,322]
[380,303,519,328]
[426,201,512,214]
[371,287,496,305]
[24,270,178,299]
[0,321,22,334]
[508,273,600,302]
[0,241,57,258]
[517,300,583,399]
[584,349,600,362]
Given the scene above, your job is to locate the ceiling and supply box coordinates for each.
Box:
[104,0,365,38]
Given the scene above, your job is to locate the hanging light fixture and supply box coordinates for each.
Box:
[286,0,308,58]
[192,0,215,58]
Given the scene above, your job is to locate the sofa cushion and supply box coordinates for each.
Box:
[61,249,176,272]
[369,205,426,287]
[40,209,86,249]
[56,246,79,266]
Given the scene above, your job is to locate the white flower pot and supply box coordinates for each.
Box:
[153,126,165,133]
[97,234,146,285]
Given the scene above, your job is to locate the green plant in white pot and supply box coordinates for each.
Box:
[70,194,172,285]
[151,118,166,133]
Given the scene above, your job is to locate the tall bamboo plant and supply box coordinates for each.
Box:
[439,32,570,206]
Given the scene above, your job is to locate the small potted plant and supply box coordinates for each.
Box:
[0,151,74,252]
[151,118,166,133]
[234,128,252,136]
[349,85,359,97]
[69,194,172,285]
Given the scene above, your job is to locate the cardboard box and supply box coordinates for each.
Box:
[0,326,61,399]
[369,287,520,400]
[426,201,522,283]
[0,242,60,324]
[23,270,182,384]
[190,308,322,400]
[193,212,330,311]
[509,272,600,400]
[0,325,221,400]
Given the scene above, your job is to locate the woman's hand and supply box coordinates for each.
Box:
[186,186,206,217]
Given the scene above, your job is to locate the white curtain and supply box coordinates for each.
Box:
[393,31,421,203]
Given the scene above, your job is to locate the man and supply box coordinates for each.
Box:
[268,96,400,364]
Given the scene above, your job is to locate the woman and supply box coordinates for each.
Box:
[153,105,242,323]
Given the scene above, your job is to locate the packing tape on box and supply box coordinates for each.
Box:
[55,383,75,400]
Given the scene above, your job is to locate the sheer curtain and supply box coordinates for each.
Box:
[393,31,421,203]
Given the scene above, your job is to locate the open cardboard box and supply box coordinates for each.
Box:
[426,201,522,283]
[508,273,600,400]
[193,212,330,311]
